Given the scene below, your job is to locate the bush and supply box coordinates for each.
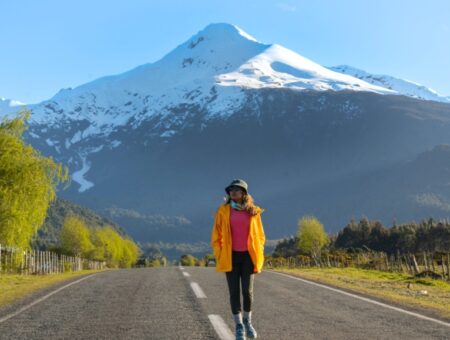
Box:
[180,254,197,266]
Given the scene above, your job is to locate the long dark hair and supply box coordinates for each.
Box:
[225,192,259,216]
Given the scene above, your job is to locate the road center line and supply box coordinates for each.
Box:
[267,270,450,328]
[182,271,190,277]
[0,273,97,324]
[208,314,234,340]
[190,282,207,298]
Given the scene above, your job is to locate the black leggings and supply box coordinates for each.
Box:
[225,250,255,315]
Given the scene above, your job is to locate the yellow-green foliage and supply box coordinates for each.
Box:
[0,110,69,248]
[90,226,140,268]
[146,258,161,267]
[180,254,197,266]
[297,216,329,258]
[120,239,140,268]
[60,216,94,257]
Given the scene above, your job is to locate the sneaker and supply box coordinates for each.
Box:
[235,323,246,340]
[243,318,257,339]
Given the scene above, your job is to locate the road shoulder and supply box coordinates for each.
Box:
[268,268,450,323]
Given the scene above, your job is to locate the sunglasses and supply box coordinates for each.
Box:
[228,186,243,193]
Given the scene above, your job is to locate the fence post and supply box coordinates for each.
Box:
[447,254,450,280]
[441,255,446,279]
[423,252,427,272]
[431,252,436,273]
[411,254,420,274]
[384,253,390,271]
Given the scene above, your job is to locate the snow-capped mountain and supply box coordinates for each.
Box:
[5,23,450,194]
[27,24,395,137]
[3,23,450,243]
[8,23,448,145]
[0,97,25,118]
[16,23,404,192]
[329,65,450,103]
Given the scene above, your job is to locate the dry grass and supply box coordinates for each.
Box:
[0,269,108,308]
[271,267,450,319]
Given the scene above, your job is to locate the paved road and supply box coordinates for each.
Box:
[0,267,449,339]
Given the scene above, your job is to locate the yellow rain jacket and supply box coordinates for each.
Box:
[211,203,266,273]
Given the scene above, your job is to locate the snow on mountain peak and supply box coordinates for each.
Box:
[47,23,268,105]
[190,23,259,43]
[25,24,450,142]
[26,23,413,166]
[329,65,450,103]
[217,44,394,94]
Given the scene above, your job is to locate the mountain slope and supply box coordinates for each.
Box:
[50,90,450,241]
[32,198,128,250]
[329,65,450,103]
[0,97,25,117]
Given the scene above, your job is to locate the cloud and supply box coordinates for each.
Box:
[277,2,297,12]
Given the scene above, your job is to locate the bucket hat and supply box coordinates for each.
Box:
[225,179,248,194]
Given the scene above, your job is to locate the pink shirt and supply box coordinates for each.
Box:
[230,208,251,251]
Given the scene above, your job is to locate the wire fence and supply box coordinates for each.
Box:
[265,251,450,281]
[0,243,106,275]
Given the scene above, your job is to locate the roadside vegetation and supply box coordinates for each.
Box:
[0,270,105,308]
[0,111,140,272]
[269,215,450,318]
[0,110,140,308]
[272,267,450,318]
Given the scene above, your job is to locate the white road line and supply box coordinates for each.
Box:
[0,273,97,324]
[179,266,185,270]
[208,314,234,340]
[190,282,207,298]
[182,272,190,277]
[267,270,450,328]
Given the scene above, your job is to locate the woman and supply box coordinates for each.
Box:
[211,179,266,340]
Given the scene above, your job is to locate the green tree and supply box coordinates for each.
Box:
[0,110,69,248]
[90,226,139,268]
[297,216,329,265]
[159,256,168,267]
[145,258,161,267]
[91,226,122,267]
[120,239,140,268]
[60,216,94,257]
[180,254,197,266]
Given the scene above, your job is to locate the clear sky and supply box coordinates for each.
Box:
[1,0,449,104]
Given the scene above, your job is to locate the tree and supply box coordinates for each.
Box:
[90,225,140,268]
[296,216,329,265]
[60,216,94,257]
[272,237,299,257]
[180,254,197,266]
[120,239,140,268]
[0,110,69,248]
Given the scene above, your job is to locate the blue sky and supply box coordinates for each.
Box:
[2,0,449,103]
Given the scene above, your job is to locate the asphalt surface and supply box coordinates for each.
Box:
[0,266,449,339]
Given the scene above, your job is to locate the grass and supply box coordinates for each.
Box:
[270,267,450,319]
[0,269,108,308]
